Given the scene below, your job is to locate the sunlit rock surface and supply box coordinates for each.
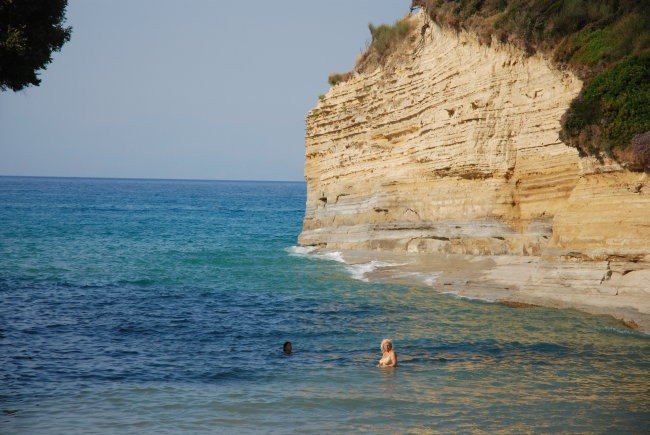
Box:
[299,13,650,328]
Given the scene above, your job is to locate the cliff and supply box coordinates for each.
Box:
[299,13,650,329]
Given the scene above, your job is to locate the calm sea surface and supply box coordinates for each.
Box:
[1,176,648,434]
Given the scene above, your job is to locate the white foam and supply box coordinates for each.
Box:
[344,262,376,282]
[285,246,346,263]
[423,273,440,286]
[285,246,318,256]
[345,260,408,282]
[286,246,417,283]
[317,251,346,263]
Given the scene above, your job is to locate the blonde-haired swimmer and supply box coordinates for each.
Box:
[378,338,397,367]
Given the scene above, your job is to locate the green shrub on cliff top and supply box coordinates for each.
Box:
[328,71,354,86]
[411,0,650,170]
[412,0,649,72]
[358,17,415,72]
[327,16,414,85]
[367,19,412,59]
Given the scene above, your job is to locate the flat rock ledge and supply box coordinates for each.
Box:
[315,249,650,333]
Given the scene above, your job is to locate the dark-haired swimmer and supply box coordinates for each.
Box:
[283,341,292,355]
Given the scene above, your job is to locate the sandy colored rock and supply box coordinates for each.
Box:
[299,12,650,330]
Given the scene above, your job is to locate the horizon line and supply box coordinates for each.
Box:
[0,174,306,183]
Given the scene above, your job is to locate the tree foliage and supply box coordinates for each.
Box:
[0,0,72,91]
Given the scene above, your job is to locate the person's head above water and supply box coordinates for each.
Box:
[380,338,393,353]
[283,341,292,354]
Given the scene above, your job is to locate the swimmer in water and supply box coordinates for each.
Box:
[283,341,292,355]
[378,338,397,367]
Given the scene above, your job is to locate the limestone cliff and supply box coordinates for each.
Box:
[299,13,650,327]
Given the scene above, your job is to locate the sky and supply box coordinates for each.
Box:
[0,1,411,181]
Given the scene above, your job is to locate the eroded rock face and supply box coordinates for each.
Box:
[299,13,650,263]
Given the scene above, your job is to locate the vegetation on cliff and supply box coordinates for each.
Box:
[561,53,650,168]
[410,0,650,170]
[327,1,649,170]
[327,16,415,86]
[356,19,416,73]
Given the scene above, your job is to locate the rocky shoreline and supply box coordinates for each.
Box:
[313,249,650,333]
[299,12,649,331]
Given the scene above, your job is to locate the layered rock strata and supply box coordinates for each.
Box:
[299,13,650,328]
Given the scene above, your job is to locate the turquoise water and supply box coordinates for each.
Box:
[1,176,648,434]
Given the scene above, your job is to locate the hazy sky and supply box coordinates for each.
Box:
[0,1,410,181]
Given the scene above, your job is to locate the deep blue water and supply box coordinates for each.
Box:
[1,176,649,434]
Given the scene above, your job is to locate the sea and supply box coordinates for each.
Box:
[1,176,649,434]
